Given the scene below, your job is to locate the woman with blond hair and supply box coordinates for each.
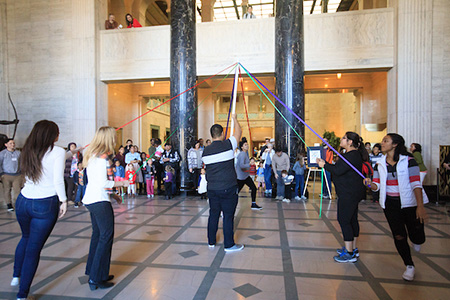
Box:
[82,127,127,291]
[12,120,67,300]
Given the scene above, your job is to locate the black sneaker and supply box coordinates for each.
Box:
[251,203,263,210]
[7,204,14,212]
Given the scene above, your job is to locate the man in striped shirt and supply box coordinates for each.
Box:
[202,114,244,252]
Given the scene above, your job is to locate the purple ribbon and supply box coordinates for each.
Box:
[239,63,366,180]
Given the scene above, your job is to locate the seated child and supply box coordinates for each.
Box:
[73,162,87,208]
[125,163,137,196]
[198,168,208,199]
[281,170,294,203]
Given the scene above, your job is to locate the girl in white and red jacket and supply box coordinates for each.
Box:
[364,133,428,282]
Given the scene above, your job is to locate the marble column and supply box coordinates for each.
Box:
[275,0,305,164]
[170,0,197,191]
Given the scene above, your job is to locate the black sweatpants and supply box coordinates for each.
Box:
[337,196,360,242]
[237,176,257,203]
[384,196,425,266]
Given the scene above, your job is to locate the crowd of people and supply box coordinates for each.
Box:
[0,115,446,299]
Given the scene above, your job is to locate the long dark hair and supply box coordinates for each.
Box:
[387,133,411,162]
[344,131,369,162]
[125,13,133,26]
[412,143,422,153]
[20,120,60,182]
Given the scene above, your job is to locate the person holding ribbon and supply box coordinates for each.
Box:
[317,132,367,263]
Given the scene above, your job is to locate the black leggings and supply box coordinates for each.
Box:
[337,197,360,242]
[384,196,425,266]
[237,177,257,203]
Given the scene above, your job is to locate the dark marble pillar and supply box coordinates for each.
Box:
[275,0,305,164]
[170,0,197,191]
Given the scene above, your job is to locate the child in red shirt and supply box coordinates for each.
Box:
[125,163,137,196]
[249,158,257,181]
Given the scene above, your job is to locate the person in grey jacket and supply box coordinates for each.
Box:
[272,148,290,200]
[187,140,203,192]
[236,139,262,210]
[0,139,23,211]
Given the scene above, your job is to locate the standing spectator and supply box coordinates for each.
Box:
[202,114,244,252]
[259,138,270,157]
[322,138,334,199]
[0,138,22,211]
[365,142,372,153]
[205,139,212,147]
[187,140,203,191]
[113,160,125,196]
[293,152,307,200]
[243,5,256,19]
[153,138,164,194]
[317,132,367,263]
[161,143,181,195]
[125,13,142,28]
[364,133,428,281]
[256,161,265,189]
[123,139,133,155]
[198,138,205,150]
[236,140,262,210]
[148,138,156,157]
[11,120,67,300]
[125,163,137,196]
[105,13,118,30]
[410,143,429,204]
[114,146,126,168]
[125,145,141,165]
[369,143,383,203]
[163,165,174,199]
[82,126,128,291]
[144,159,156,198]
[64,142,82,203]
[249,158,257,181]
[261,143,275,196]
[272,148,290,200]
[73,162,87,208]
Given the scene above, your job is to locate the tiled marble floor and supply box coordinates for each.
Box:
[0,190,449,300]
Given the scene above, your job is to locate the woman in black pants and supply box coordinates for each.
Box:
[317,132,367,263]
[82,127,128,290]
[236,140,262,210]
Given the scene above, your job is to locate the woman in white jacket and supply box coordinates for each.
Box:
[261,143,275,196]
[364,133,428,282]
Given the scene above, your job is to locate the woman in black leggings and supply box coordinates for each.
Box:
[317,132,367,263]
[236,139,262,210]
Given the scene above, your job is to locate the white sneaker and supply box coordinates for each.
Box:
[402,265,415,281]
[11,277,19,286]
[294,196,301,201]
[412,243,421,252]
[275,196,283,200]
[224,244,244,252]
[208,244,215,249]
[282,198,291,203]
[17,296,34,300]
[301,196,307,200]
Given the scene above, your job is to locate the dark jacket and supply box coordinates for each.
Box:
[324,150,365,201]
[73,169,88,186]
[64,151,82,178]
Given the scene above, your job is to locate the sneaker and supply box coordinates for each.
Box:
[208,244,215,248]
[275,196,283,200]
[337,247,359,258]
[282,198,291,203]
[7,204,14,212]
[294,196,301,201]
[402,265,415,281]
[333,249,357,263]
[11,277,19,286]
[17,296,35,300]
[301,196,307,200]
[147,194,151,198]
[74,204,79,208]
[224,244,244,252]
[251,203,263,210]
[412,243,421,252]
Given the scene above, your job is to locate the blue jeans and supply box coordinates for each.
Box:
[13,193,60,298]
[264,165,272,190]
[207,186,238,248]
[75,185,86,204]
[276,171,285,197]
[295,174,305,197]
[85,201,114,282]
[322,170,332,196]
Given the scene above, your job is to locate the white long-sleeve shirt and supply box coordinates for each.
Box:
[21,146,67,202]
[82,157,115,205]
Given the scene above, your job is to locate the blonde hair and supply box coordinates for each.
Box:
[83,126,116,168]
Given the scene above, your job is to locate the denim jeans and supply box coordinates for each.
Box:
[207,185,238,248]
[85,201,114,282]
[264,165,272,190]
[276,171,285,197]
[13,193,60,298]
[75,184,86,204]
[295,174,305,197]
[322,170,332,196]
